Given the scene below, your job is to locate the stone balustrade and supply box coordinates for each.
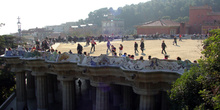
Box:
[1,50,196,110]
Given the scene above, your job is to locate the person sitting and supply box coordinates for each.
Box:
[164,55,169,60]
[139,56,144,60]
[131,55,134,59]
[193,60,197,63]
[83,52,87,56]
[69,50,72,54]
[148,55,151,60]
[121,53,127,57]
[177,57,181,61]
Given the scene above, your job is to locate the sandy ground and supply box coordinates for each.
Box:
[56,39,204,62]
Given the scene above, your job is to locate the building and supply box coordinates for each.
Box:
[136,19,180,35]
[69,24,101,37]
[188,5,220,34]
[136,5,220,35]
[102,15,124,36]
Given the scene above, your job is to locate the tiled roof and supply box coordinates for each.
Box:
[141,19,180,27]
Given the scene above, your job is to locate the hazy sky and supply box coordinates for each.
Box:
[0,0,150,35]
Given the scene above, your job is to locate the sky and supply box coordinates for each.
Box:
[0,0,151,35]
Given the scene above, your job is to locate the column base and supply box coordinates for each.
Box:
[48,93,54,103]
[37,109,48,110]
[16,101,26,110]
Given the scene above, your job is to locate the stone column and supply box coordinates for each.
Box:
[95,83,110,110]
[33,72,48,110]
[26,71,35,99]
[61,79,76,110]
[15,72,27,110]
[47,74,55,103]
[53,75,58,92]
[112,85,121,109]
[161,91,169,110]
[139,94,154,110]
[90,86,96,110]
[122,86,133,110]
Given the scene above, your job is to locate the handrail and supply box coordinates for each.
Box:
[0,92,16,110]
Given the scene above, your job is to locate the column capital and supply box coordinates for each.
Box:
[90,80,110,87]
[31,71,47,77]
[10,64,25,73]
[57,74,76,82]
[133,82,159,95]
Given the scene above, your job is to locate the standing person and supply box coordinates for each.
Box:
[140,38,144,43]
[173,36,177,45]
[111,45,116,56]
[77,43,83,54]
[140,41,144,53]
[119,44,123,55]
[179,34,182,41]
[134,42,139,53]
[161,40,167,54]
[106,40,111,54]
[90,39,96,53]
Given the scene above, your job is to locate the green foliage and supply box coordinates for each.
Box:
[169,29,220,109]
[0,59,16,105]
[174,16,189,23]
[169,66,204,109]
[0,36,6,55]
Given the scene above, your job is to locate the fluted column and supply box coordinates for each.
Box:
[112,85,121,109]
[122,86,133,110]
[15,72,27,110]
[95,83,110,110]
[92,86,96,110]
[161,91,168,110]
[47,74,55,103]
[36,75,48,110]
[139,94,154,110]
[62,80,76,110]
[33,73,48,110]
[26,71,35,99]
[53,75,58,92]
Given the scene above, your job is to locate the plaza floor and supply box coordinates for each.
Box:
[56,39,204,62]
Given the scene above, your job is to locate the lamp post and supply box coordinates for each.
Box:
[17,17,22,43]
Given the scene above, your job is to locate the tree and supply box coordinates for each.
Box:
[169,29,220,110]
[0,35,5,55]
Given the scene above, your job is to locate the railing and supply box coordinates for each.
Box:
[0,92,16,110]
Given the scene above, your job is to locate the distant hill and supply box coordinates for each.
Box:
[82,0,220,35]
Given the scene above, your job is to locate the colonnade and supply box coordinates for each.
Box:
[5,57,180,110]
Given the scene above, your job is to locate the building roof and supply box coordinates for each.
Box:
[140,19,180,27]
[189,5,212,10]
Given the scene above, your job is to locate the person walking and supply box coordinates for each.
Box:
[106,40,111,54]
[90,38,96,53]
[140,41,144,53]
[134,42,139,53]
[173,36,177,45]
[77,43,83,54]
[161,40,167,54]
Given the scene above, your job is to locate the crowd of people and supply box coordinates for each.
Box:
[18,33,200,63]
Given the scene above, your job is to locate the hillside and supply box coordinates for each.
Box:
[83,0,220,34]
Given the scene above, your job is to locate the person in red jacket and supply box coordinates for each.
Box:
[119,44,123,55]
[179,34,182,41]
[90,39,96,53]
